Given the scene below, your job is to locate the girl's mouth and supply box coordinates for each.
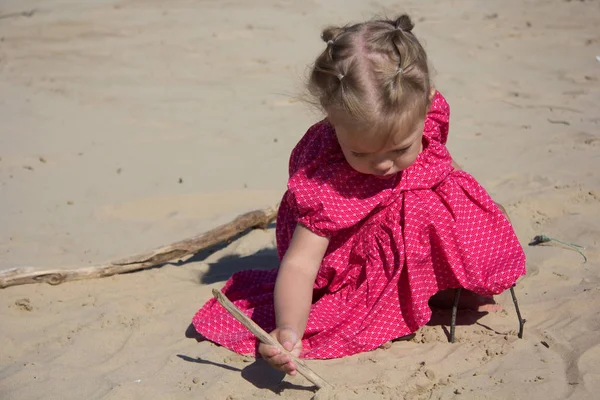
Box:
[374,173,397,180]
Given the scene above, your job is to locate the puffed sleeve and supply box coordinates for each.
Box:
[424,91,450,145]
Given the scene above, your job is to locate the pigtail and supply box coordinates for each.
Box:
[307,14,430,123]
[309,23,364,117]
[322,26,345,43]
[311,27,345,106]
[383,15,430,110]
[394,14,414,32]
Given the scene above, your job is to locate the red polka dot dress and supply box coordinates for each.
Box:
[192,92,526,359]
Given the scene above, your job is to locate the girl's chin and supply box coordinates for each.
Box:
[374,173,398,180]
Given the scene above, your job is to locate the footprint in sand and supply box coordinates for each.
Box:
[14,298,33,312]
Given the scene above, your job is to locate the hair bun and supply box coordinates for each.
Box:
[321,26,345,43]
[394,14,414,32]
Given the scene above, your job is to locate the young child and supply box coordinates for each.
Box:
[192,14,526,376]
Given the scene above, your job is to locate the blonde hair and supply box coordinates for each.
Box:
[308,14,430,133]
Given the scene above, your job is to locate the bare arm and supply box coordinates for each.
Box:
[275,224,329,334]
[259,224,329,375]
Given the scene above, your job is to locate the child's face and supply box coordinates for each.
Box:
[332,116,425,178]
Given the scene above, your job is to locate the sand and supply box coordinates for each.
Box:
[1,0,599,398]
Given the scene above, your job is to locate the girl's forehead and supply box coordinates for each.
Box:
[333,117,423,152]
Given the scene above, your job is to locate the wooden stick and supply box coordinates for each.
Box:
[450,287,461,343]
[0,206,278,289]
[510,286,526,339]
[0,9,37,20]
[212,288,333,390]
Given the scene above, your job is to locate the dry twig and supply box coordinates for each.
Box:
[212,288,333,390]
[0,206,278,288]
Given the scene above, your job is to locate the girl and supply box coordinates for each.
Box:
[192,14,526,376]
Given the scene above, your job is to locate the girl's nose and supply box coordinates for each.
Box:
[372,159,393,175]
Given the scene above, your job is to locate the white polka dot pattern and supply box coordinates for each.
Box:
[192,92,526,359]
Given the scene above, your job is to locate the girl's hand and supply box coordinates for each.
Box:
[258,327,303,376]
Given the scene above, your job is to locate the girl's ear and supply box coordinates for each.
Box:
[428,87,436,103]
[424,87,436,116]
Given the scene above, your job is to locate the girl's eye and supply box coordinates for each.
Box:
[393,145,411,155]
[351,152,367,158]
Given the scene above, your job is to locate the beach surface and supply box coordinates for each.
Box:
[1,0,599,398]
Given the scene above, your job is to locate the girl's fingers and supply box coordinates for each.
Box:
[259,329,301,375]
[264,352,297,375]
[275,360,297,375]
[259,344,281,358]
[284,361,297,375]
[267,353,291,367]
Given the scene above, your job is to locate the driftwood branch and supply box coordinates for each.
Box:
[0,9,37,20]
[0,206,278,289]
[212,288,333,390]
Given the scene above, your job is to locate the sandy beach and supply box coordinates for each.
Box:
[1,0,599,398]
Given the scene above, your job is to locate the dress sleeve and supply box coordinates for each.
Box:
[423,91,450,145]
[287,171,381,237]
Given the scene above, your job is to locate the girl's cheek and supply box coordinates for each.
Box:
[351,160,368,173]
[395,153,418,170]
[352,160,371,174]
